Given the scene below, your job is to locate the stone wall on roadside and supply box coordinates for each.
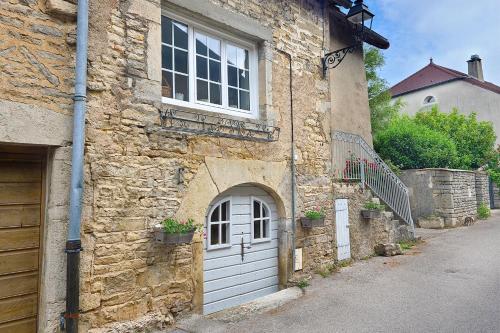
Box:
[401,169,479,228]
[474,171,490,207]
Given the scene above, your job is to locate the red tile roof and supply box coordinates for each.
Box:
[390,61,500,97]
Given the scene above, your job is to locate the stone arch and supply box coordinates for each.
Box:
[175,157,292,313]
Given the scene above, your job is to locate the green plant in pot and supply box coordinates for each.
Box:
[301,207,326,228]
[154,217,200,244]
[361,201,385,219]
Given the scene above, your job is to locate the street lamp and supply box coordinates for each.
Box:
[322,0,374,77]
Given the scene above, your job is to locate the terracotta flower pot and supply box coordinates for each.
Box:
[154,226,195,245]
[300,217,325,228]
[361,209,381,219]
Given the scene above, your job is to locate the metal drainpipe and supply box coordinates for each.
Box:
[277,49,296,272]
[65,0,89,331]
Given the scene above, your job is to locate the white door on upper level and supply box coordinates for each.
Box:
[203,185,279,314]
[335,198,351,261]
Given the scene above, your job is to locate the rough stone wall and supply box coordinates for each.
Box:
[79,0,338,331]
[402,169,478,227]
[474,171,490,207]
[492,183,500,209]
[329,184,405,261]
[0,1,77,332]
[0,0,76,115]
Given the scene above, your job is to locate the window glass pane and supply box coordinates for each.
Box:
[173,21,188,49]
[262,205,268,218]
[240,90,250,111]
[239,69,249,90]
[207,37,220,61]
[221,223,229,244]
[161,16,172,45]
[228,88,238,108]
[237,47,248,69]
[263,220,268,238]
[174,49,188,74]
[210,83,221,105]
[209,60,221,83]
[227,44,237,67]
[254,220,261,239]
[221,201,228,221]
[210,224,219,245]
[253,201,260,218]
[162,45,172,70]
[196,56,207,79]
[210,206,219,222]
[228,66,237,87]
[195,32,207,56]
[174,74,189,101]
[197,80,208,102]
[161,71,173,98]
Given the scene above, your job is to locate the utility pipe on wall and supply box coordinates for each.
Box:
[276,49,297,272]
[65,0,89,331]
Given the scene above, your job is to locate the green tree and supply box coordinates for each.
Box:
[414,106,496,169]
[374,116,458,170]
[364,46,403,135]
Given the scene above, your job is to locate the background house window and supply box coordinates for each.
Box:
[252,199,271,243]
[208,199,231,249]
[423,95,436,105]
[161,14,258,117]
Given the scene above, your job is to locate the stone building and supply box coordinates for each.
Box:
[390,56,500,146]
[0,0,411,332]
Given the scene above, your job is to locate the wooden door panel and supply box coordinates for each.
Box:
[0,317,37,333]
[0,160,41,183]
[0,183,41,205]
[0,272,38,299]
[0,228,39,251]
[0,205,41,228]
[0,293,37,324]
[0,250,39,276]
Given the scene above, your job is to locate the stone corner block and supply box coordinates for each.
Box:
[46,0,77,17]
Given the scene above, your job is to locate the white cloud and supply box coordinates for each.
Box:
[368,0,500,86]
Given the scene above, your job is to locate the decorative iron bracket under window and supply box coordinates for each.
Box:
[159,108,280,142]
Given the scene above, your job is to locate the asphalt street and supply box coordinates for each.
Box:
[174,213,500,333]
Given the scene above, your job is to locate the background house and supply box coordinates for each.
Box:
[390,55,500,145]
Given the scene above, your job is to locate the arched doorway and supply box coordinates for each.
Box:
[202,184,280,314]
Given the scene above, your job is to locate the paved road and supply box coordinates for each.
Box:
[176,214,500,333]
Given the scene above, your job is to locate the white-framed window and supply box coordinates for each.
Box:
[207,198,231,250]
[161,14,259,118]
[423,95,437,105]
[251,198,271,243]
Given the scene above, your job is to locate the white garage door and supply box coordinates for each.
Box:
[203,185,279,314]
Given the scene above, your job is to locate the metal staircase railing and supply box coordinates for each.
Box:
[332,131,415,234]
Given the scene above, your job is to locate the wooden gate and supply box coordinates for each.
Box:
[0,149,45,332]
[335,198,351,261]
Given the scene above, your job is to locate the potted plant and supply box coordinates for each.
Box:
[154,218,199,245]
[300,208,326,228]
[361,201,385,219]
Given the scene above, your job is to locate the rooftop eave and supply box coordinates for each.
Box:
[329,0,352,9]
[363,28,389,49]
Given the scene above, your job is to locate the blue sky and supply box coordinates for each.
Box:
[362,0,500,87]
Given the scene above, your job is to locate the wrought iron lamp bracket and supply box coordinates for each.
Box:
[322,43,360,77]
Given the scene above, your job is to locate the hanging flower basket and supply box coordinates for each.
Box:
[300,217,325,228]
[360,209,381,219]
[154,218,198,245]
[154,226,195,244]
[301,207,326,228]
[361,202,385,219]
